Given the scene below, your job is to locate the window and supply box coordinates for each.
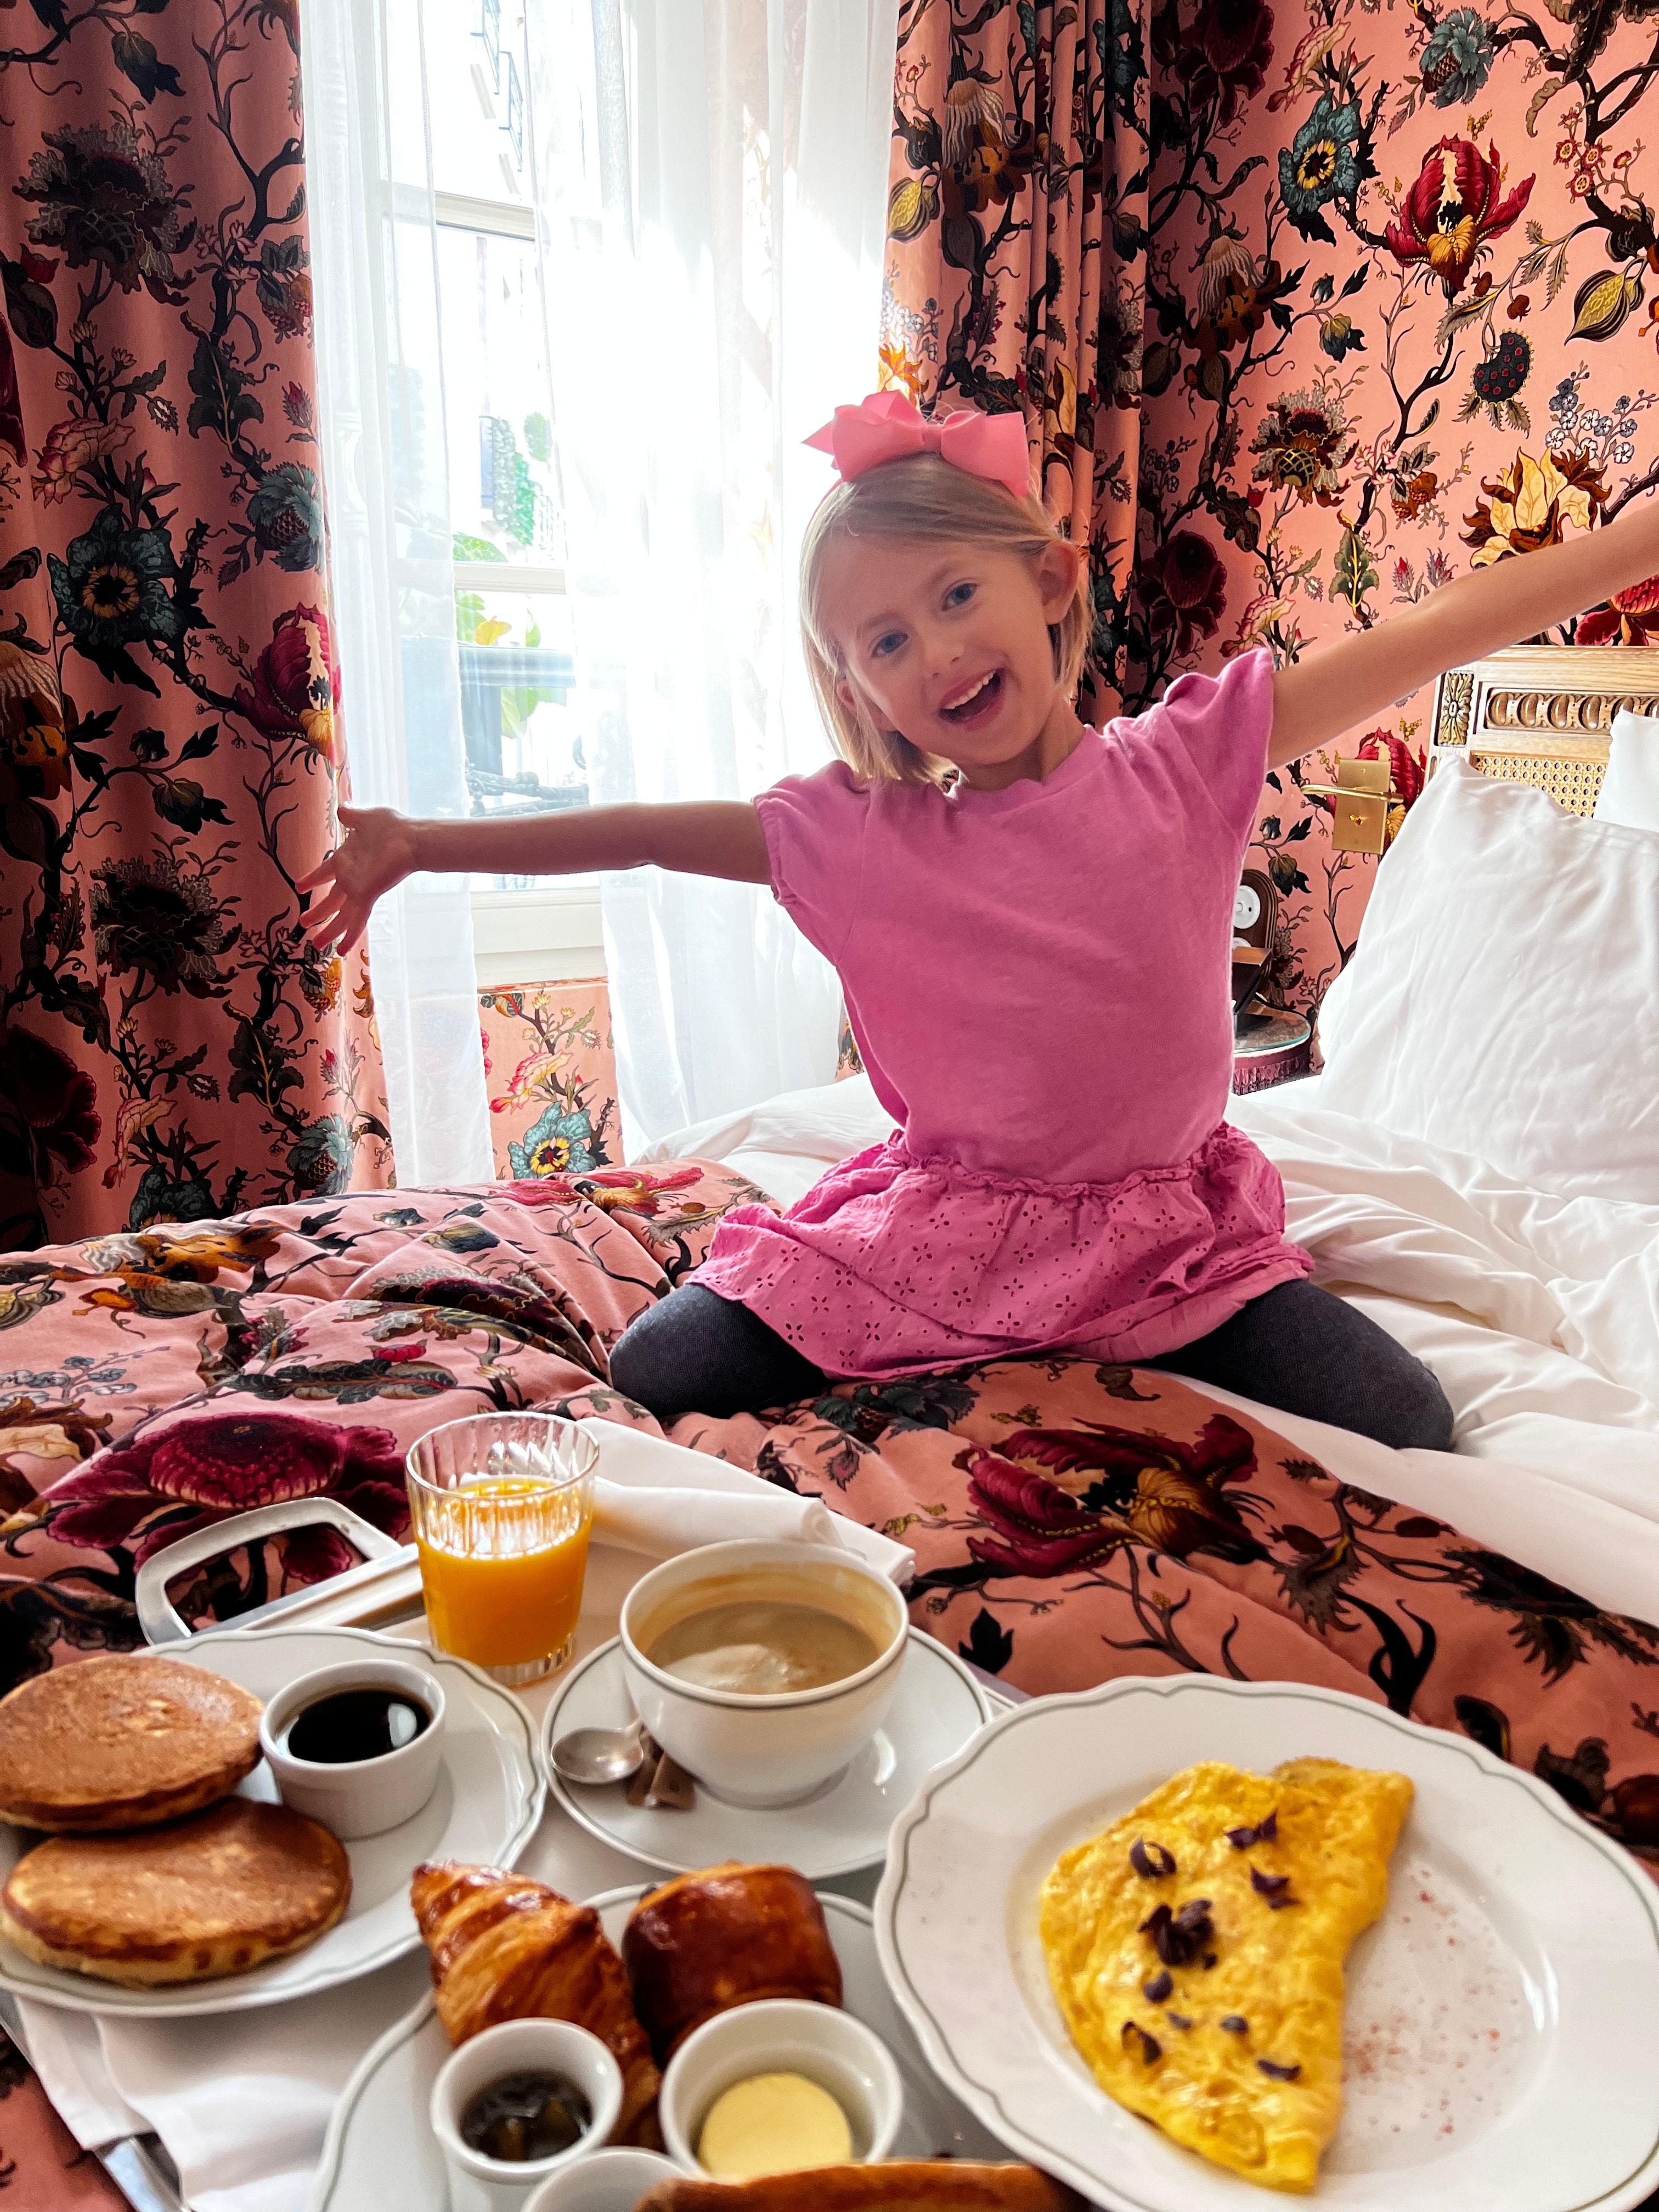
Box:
[426,3,600,977]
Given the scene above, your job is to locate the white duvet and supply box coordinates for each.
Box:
[641,1074,1659,1624]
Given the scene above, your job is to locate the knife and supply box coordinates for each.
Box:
[0,1994,185,2212]
[97,2134,187,2212]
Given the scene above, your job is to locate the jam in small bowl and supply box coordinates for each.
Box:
[430,2017,623,2212]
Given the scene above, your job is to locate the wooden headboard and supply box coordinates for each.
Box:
[1430,645,1659,816]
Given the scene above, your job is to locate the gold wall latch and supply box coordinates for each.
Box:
[1300,755,1395,854]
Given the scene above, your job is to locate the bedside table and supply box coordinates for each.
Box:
[1232,1006,1312,1094]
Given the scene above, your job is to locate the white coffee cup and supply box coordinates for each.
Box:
[430,2018,623,2212]
[619,1541,908,1808]
[260,1655,446,1839]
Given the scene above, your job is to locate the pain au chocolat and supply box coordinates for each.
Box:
[0,1798,351,1987]
[622,1863,843,2063]
[0,1655,264,1832]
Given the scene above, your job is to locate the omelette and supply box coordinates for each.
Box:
[1039,1757,1413,2193]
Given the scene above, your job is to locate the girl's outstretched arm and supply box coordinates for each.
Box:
[298,799,769,953]
[1268,496,1659,770]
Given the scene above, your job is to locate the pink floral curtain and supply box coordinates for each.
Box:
[479,979,621,1182]
[883,0,1659,1018]
[0,0,390,1250]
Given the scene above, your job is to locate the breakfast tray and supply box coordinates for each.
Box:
[134,1498,427,1645]
[26,1498,1013,2212]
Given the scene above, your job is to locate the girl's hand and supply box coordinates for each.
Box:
[297,804,419,953]
[299,797,768,952]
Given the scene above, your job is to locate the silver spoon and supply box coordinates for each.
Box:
[550,1718,646,1787]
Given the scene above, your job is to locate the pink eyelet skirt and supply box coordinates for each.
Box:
[688,1121,1313,1381]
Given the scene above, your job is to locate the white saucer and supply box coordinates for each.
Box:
[308,1887,1005,2210]
[0,1627,543,2017]
[542,1632,991,1879]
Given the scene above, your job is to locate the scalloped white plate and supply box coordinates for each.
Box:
[0,1627,543,2017]
[876,1675,1659,2211]
[308,1886,1005,2210]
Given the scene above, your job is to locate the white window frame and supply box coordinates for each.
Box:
[472,882,606,989]
[435,190,602,985]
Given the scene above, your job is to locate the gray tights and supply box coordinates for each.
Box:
[607,1278,1454,1452]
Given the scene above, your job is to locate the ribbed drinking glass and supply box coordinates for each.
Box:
[405,1413,598,1686]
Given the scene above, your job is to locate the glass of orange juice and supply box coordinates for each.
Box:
[405,1414,599,1685]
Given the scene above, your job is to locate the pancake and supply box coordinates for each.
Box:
[0,1798,351,1986]
[0,1655,264,1831]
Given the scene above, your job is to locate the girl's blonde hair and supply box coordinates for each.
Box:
[799,451,1092,787]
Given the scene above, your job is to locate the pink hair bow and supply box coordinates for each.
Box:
[805,390,1031,502]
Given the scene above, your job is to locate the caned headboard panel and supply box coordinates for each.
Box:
[1430,645,1659,816]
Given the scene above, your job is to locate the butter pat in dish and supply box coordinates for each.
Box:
[1039,1757,1412,2193]
[659,1997,901,2180]
[698,2069,853,2180]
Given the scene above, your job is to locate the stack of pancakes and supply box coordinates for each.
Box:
[0,1656,350,1988]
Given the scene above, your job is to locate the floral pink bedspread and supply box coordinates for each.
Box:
[0,1165,729,1667]
[2,1167,1656,1875]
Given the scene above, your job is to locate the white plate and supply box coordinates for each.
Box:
[308,1885,1005,2210]
[0,1627,543,2017]
[542,1633,991,1879]
[876,1675,1659,2212]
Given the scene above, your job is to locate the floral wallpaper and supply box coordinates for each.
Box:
[0,0,390,1251]
[478,978,620,1183]
[882,0,1659,1020]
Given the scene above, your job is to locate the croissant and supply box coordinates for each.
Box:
[632,2163,1084,2210]
[410,1859,661,2145]
[622,1861,843,2063]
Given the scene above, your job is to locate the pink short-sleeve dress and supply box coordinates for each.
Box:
[691,647,1312,1378]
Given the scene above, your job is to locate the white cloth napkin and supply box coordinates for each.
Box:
[584,1420,915,1584]
[19,1953,430,2212]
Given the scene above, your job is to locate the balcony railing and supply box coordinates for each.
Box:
[456,642,585,815]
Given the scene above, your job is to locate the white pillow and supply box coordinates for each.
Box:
[1315,758,1659,1201]
[1593,707,1659,835]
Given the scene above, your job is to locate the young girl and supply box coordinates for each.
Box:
[303,391,1659,1450]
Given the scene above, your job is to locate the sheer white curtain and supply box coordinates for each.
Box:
[301,0,493,1184]
[525,0,900,1153]
[304,0,896,1175]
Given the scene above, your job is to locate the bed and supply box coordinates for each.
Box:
[639,647,1659,1537]
[2,651,1657,1881]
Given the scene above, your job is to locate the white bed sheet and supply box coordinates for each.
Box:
[640,1074,1659,1623]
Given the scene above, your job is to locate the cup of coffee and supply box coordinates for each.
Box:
[618,1540,909,1808]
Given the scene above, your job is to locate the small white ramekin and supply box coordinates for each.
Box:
[658,1997,902,2180]
[259,1654,446,1839]
[521,2147,685,2211]
[619,1541,908,1808]
[430,2018,623,2212]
